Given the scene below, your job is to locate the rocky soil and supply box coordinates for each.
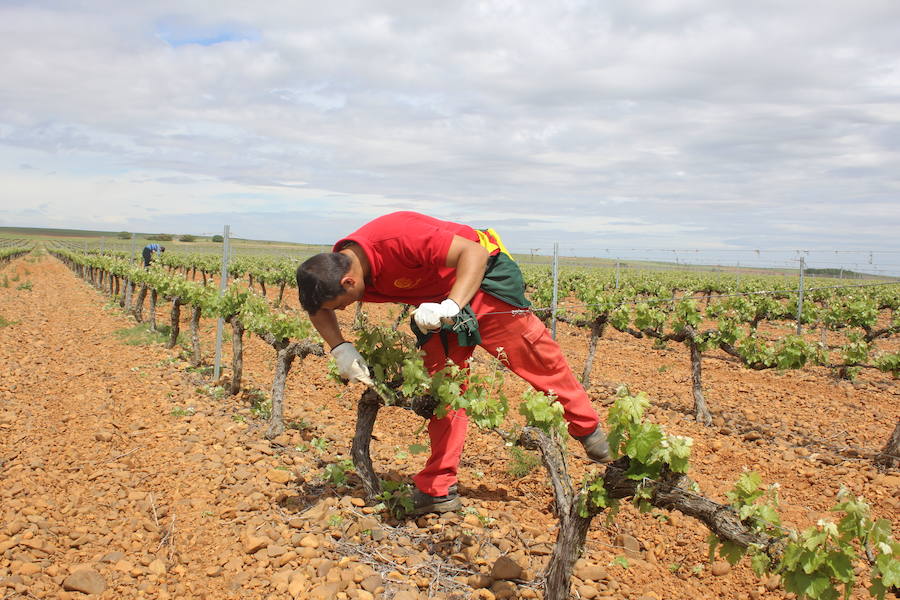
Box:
[0,253,897,600]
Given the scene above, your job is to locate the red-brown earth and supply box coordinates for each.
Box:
[0,253,897,599]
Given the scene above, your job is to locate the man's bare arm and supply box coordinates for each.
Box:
[309,308,345,350]
[444,235,489,308]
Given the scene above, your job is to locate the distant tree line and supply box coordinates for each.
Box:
[805,267,866,278]
[115,233,212,243]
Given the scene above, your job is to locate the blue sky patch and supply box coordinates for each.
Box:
[155,17,258,47]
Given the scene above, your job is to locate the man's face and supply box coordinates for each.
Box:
[320,275,364,311]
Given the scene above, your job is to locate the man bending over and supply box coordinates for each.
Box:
[296,211,609,515]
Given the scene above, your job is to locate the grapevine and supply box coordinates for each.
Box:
[41,243,900,600]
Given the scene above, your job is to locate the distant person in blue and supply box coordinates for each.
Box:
[142,243,165,268]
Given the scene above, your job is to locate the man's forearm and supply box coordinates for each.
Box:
[309,309,345,350]
[446,238,489,308]
[447,258,486,307]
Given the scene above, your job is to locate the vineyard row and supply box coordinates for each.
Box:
[41,247,900,600]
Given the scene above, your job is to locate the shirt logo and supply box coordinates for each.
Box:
[393,277,422,289]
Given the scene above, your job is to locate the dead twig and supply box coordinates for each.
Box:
[157,512,176,552]
[105,446,144,464]
[149,493,160,529]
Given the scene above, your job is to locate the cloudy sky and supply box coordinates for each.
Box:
[2,1,899,273]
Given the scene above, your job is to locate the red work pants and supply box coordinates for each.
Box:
[412,291,600,496]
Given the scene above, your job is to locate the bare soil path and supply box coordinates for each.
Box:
[0,254,897,600]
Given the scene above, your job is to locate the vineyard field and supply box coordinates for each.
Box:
[0,249,898,600]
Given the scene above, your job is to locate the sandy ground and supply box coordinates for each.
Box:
[0,253,897,600]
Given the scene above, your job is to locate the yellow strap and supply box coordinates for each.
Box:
[476,228,512,259]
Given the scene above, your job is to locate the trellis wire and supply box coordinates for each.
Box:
[469,279,900,319]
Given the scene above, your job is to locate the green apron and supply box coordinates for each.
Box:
[411,252,531,349]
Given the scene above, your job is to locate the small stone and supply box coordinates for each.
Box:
[491,579,518,599]
[243,534,269,554]
[271,569,292,588]
[227,572,250,591]
[711,561,731,576]
[308,582,342,599]
[578,585,599,599]
[274,551,297,567]
[100,551,125,563]
[480,543,502,564]
[468,574,493,589]
[361,573,383,593]
[148,559,166,576]
[206,566,222,577]
[614,533,643,559]
[324,566,343,584]
[574,560,607,582]
[114,560,133,572]
[464,513,482,527]
[62,569,106,595]
[299,535,320,548]
[491,555,522,580]
[288,572,308,597]
[267,469,293,484]
[764,575,780,591]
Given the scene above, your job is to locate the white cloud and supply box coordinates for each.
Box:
[1,1,899,272]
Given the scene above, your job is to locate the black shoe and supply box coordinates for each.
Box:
[411,487,462,516]
[575,427,612,463]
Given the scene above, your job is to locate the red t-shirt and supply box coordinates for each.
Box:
[333,212,478,305]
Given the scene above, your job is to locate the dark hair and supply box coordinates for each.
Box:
[160,246,166,252]
[296,252,352,314]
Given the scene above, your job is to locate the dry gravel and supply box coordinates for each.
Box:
[1,254,897,599]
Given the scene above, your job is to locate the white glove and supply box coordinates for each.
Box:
[413,299,460,331]
[331,342,374,386]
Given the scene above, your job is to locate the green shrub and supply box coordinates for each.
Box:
[376,481,413,519]
[322,460,354,486]
[248,390,272,419]
[507,446,540,478]
[113,324,168,346]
